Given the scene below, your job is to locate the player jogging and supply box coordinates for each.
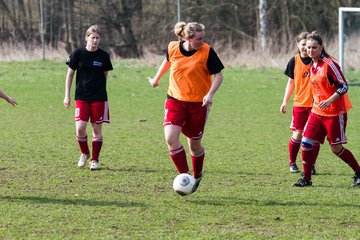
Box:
[280,32,319,174]
[148,22,224,193]
[63,25,113,170]
[292,31,360,187]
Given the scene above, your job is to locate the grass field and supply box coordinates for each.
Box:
[0,60,360,239]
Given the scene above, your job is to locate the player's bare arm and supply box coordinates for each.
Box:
[202,71,223,107]
[148,58,171,88]
[280,78,295,113]
[64,68,75,108]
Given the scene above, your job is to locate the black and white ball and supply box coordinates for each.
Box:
[173,173,195,196]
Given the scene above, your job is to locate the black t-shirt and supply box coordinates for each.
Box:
[66,47,113,101]
[284,54,312,79]
[166,41,224,75]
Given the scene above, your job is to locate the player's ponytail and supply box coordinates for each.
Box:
[174,22,187,39]
[174,22,205,39]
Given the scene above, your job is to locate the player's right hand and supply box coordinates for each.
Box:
[148,77,159,88]
[63,97,71,109]
[280,104,287,113]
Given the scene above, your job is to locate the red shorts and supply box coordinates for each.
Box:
[303,112,347,145]
[290,106,312,131]
[75,100,110,124]
[164,98,209,139]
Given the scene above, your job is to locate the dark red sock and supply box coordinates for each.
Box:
[337,147,360,172]
[289,137,301,165]
[92,137,103,162]
[312,143,320,168]
[191,150,205,179]
[169,146,189,174]
[76,135,89,155]
[301,147,315,181]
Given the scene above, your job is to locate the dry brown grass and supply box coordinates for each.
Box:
[1,34,359,71]
[217,33,360,71]
[141,33,360,71]
[341,33,360,71]
[0,43,68,61]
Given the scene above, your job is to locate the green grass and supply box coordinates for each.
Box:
[0,60,360,239]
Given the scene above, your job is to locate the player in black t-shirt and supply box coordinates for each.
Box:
[64,25,113,170]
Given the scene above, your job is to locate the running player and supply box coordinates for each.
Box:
[148,22,224,193]
[292,31,360,187]
[63,25,113,170]
[280,32,319,174]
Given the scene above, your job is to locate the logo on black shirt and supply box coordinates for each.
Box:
[93,61,103,67]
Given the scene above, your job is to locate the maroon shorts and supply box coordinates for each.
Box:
[290,106,312,131]
[164,98,209,139]
[75,100,110,124]
[303,112,347,145]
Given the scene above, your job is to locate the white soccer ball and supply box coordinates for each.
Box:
[173,173,195,196]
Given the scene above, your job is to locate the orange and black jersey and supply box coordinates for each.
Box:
[166,40,224,75]
[284,54,312,107]
[165,41,224,102]
[284,55,312,79]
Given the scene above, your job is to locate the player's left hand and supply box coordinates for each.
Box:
[318,100,331,110]
[202,94,213,107]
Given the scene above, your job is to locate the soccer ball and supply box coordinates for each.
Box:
[173,173,195,196]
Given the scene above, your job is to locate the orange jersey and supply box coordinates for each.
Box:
[293,54,313,107]
[167,41,212,102]
[310,56,352,116]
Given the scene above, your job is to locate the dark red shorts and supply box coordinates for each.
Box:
[290,106,312,131]
[303,112,347,145]
[163,98,209,139]
[75,100,110,124]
